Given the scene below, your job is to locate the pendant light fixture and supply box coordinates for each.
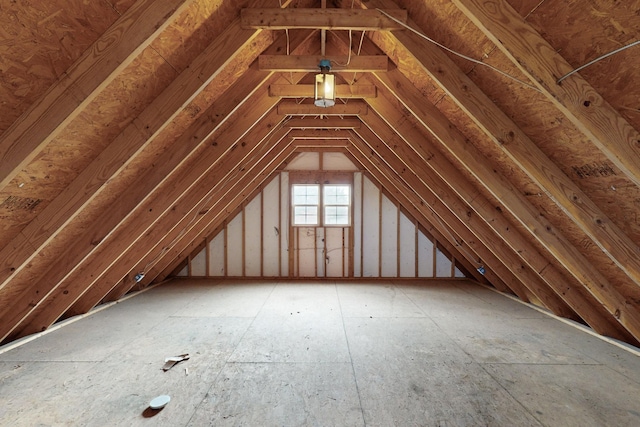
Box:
[314,59,335,107]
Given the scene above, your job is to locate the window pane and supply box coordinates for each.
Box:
[294,206,318,225]
[324,205,349,225]
[293,185,319,205]
[324,185,350,205]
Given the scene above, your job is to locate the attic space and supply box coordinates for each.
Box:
[0,0,639,422]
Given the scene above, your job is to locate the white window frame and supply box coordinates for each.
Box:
[291,183,351,227]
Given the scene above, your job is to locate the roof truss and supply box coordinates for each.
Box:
[1,0,639,349]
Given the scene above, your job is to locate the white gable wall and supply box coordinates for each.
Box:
[179,153,466,279]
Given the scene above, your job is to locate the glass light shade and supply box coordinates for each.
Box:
[314,72,335,107]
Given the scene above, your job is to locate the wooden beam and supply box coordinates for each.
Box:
[0,25,314,343]
[453,0,640,189]
[292,139,350,147]
[0,9,305,297]
[241,8,407,30]
[0,0,194,189]
[286,118,361,129]
[259,55,388,72]
[353,117,597,327]
[277,100,368,115]
[348,134,522,296]
[360,0,640,320]
[288,129,352,139]
[370,67,640,343]
[269,84,376,98]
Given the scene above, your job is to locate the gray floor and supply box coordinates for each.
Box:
[1,279,639,426]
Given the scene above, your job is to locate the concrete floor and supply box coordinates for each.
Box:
[1,279,639,426]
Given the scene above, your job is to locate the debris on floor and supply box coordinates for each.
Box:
[162,353,190,371]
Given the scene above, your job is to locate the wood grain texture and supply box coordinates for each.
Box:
[356,111,615,334]
[453,0,640,189]
[360,0,640,296]
[241,8,407,30]
[0,22,275,299]
[0,0,122,132]
[369,69,640,342]
[0,0,194,189]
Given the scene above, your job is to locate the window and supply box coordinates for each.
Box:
[323,185,350,225]
[292,184,350,226]
[292,185,319,225]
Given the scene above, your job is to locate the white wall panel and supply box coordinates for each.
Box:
[209,230,225,276]
[399,213,416,277]
[418,231,434,277]
[280,173,289,275]
[244,195,261,276]
[380,195,398,277]
[262,178,280,276]
[285,152,319,170]
[362,177,380,277]
[353,172,362,277]
[190,247,207,276]
[322,152,357,170]
[297,227,316,277]
[325,227,344,277]
[455,265,465,278]
[177,264,188,277]
[226,213,243,276]
[435,247,452,277]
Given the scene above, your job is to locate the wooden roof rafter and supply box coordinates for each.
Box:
[0,3,313,306]
[0,0,196,190]
[453,0,640,189]
[0,28,316,343]
[350,0,640,341]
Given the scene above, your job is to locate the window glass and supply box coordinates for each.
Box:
[294,205,318,225]
[291,184,351,226]
[292,185,320,226]
[323,185,350,226]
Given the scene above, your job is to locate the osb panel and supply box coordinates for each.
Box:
[0,0,120,133]
[505,0,547,17]
[394,0,495,75]
[466,52,640,243]
[523,189,640,307]
[49,29,278,262]
[367,31,448,107]
[150,0,249,75]
[105,0,139,15]
[525,0,640,130]
[0,47,179,248]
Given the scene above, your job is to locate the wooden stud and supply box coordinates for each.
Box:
[414,218,419,278]
[378,180,383,278]
[224,221,228,278]
[278,173,282,277]
[260,188,264,277]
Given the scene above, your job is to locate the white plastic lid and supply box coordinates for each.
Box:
[149,394,171,409]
